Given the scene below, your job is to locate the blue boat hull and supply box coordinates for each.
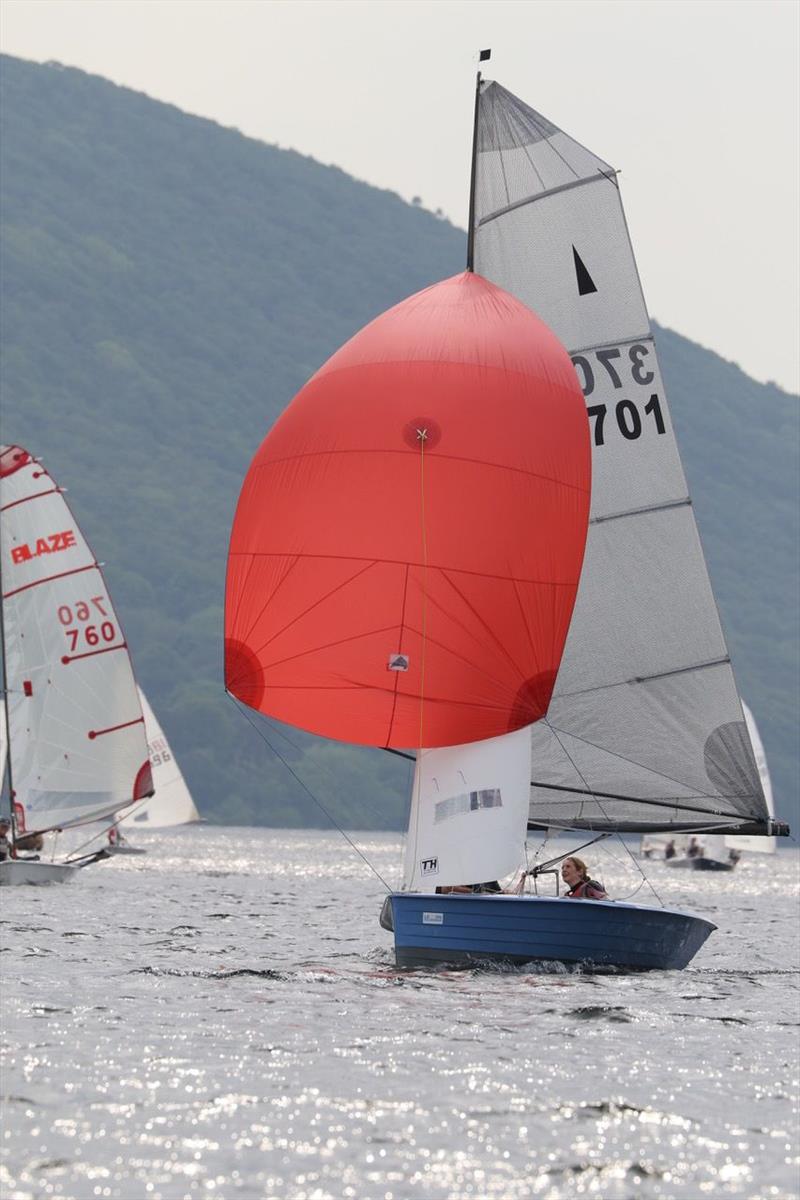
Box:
[385,894,716,971]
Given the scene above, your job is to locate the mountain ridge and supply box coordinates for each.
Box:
[1,53,797,830]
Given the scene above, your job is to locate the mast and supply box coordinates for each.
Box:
[0,495,17,852]
[466,49,490,272]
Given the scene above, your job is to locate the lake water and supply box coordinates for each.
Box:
[1,826,798,1200]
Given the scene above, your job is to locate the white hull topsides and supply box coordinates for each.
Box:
[0,859,78,886]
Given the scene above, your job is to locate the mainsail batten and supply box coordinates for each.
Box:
[473,81,774,836]
[0,445,153,836]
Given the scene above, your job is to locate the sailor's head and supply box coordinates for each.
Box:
[0,818,10,832]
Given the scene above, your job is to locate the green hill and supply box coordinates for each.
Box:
[1,54,797,832]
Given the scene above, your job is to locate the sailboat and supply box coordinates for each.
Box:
[658,701,778,871]
[224,65,787,970]
[0,444,153,885]
[109,686,200,846]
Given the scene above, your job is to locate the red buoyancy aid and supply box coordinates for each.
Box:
[566,878,607,900]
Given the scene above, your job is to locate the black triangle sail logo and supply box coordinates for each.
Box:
[572,246,598,295]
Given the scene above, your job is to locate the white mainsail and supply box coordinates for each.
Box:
[0,445,152,836]
[473,82,770,837]
[402,726,531,891]
[120,688,199,829]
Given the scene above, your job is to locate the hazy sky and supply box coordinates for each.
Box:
[2,0,798,393]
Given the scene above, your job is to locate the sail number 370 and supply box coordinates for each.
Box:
[57,596,117,652]
[571,343,666,447]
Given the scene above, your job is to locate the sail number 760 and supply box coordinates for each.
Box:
[57,596,117,652]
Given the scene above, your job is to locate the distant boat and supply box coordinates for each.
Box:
[647,701,777,870]
[0,445,153,885]
[105,687,199,850]
[726,701,777,857]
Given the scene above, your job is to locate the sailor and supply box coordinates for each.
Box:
[0,818,11,861]
[686,837,702,858]
[15,832,43,852]
[561,856,608,900]
[664,839,677,860]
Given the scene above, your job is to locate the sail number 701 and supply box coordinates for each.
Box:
[571,342,667,447]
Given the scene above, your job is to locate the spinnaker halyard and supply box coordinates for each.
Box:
[0,445,153,885]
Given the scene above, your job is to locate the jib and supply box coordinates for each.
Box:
[11,530,77,564]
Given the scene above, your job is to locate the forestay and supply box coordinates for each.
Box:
[121,688,200,829]
[473,82,770,835]
[402,725,531,890]
[0,446,152,835]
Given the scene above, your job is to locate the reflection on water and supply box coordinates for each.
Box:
[1,827,798,1199]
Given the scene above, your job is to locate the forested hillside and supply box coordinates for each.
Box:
[1,54,797,830]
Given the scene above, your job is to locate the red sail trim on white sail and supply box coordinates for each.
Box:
[1,487,61,512]
[0,444,152,835]
[4,563,97,600]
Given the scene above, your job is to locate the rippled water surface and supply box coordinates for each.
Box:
[1,827,798,1200]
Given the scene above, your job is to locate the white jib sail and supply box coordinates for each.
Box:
[0,446,152,835]
[402,725,531,891]
[120,688,200,828]
[726,703,776,854]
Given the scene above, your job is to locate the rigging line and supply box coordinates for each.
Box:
[540,716,664,907]
[409,429,430,889]
[528,781,756,823]
[227,694,393,892]
[526,832,610,876]
[534,717,746,813]
[65,800,150,860]
[233,707,405,831]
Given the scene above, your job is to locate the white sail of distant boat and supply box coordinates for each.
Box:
[120,688,199,829]
[726,702,777,854]
[0,444,153,885]
[642,698,777,867]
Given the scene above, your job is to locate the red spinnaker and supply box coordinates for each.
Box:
[225,272,590,749]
